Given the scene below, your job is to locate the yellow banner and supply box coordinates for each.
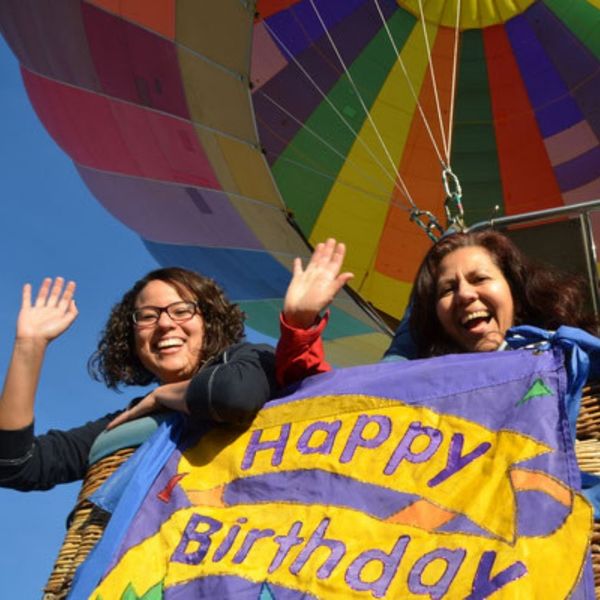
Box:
[179,396,550,541]
[93,495,591,599]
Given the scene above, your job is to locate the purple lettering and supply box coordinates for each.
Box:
[170,513,222,565]
[232,527,276,564]
[289,518,346,579]
[408,548,466,599]
[384,422,443,476]
[345,535,410,598]
[466,551,526,599]
[269,521,305,573]
[297,420,342,455]
[212,517,247,562]
[340,415,391,464]
[241,424,291,470]
[428,434,491,487]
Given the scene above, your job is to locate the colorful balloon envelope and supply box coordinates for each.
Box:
[1,0,599,364]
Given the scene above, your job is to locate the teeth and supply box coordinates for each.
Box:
[156,338,183,349]
[462,311,490,325]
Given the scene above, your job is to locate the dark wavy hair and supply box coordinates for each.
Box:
[89,267,245,388]
[409,230,597,357]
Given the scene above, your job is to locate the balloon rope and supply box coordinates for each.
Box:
[371,0,446,167]
[416,0,449,164]
[262,20,416,210]
[446,0,462,160]
[307,0,416,210]
[258,91,411,211]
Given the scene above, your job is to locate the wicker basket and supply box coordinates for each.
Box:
[577,384,600,598]
[42,447,136,600]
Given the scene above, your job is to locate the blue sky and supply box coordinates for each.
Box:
[0,36,183,597]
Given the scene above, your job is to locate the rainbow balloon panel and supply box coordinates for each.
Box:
[252,0,600,316]
[1,0,599,359]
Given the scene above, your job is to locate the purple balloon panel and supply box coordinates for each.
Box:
[0,0,100,92]
[253,0,395,164]
[526,2,600,140]
[506,12,581,137]
[78,166,264,249]
[563,178,600,205]
[82,3,190,120]
[264,0,367,58]
[543,121,597,166]
[22,68,221,189]
[250,22,289,91]
[554,145,600,192]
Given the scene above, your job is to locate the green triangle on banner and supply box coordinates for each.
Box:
[118,581,163,600]
[517,378,554,406]
[139,581,164,600]
[259,581,277,600]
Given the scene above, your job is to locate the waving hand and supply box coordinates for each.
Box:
[17,277,78,343]
[283,239,354,329]
[0,278,78,430]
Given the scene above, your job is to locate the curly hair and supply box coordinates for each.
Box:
[88,267,245,388]
[409,230,597,357]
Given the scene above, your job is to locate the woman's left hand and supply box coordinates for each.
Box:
[106,380,191,430]
[283,238,353,329]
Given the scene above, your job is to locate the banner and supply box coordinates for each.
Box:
[82,347,593,599]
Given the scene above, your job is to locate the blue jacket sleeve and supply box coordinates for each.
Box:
[0,411,120,491]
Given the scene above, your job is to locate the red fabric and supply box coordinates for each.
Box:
[275,311,332,388]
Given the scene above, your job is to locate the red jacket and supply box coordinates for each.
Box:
[275,311,332,388]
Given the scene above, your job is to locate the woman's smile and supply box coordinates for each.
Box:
[134,280,205,383]
[435,246,515,353]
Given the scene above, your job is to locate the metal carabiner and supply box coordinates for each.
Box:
[442,168,466,231]
[442,167,462,198]
[410,209,445,242]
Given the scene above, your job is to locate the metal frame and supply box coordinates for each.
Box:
[468,199,600,315]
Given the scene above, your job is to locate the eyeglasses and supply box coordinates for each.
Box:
[132,301,200,327]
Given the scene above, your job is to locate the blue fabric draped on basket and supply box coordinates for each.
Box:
[70,328,600,599]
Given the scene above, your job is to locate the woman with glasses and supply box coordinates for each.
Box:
[0,268,276,595]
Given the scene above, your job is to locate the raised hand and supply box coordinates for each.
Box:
[0,278,78,429]
[283,238,354,329]
[16,277,78,344]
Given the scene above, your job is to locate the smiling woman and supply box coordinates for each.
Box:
[273,233,598,386]
[434,246,515,353]
[133,283,207,386]
[409,230,598,358]
[0,267,276,596]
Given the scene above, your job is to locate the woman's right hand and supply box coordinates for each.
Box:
[16,278,78,345]
[283,238,353,329]
[0,278,78,430]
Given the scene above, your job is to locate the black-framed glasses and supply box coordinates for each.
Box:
[132,301,199,327]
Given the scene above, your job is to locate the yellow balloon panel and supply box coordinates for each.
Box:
[176,0,253,75]
[229,198,309,257]
[179,48,258,143]
[311,22,437,281]
[324,332,394,366]
[193,125,283,207]
[396,0,536,29]
[360,270,413,319]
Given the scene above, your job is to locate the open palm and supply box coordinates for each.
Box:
[17,277,78,343]
[284,239,353,329]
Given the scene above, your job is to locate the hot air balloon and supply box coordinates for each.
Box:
[1,0,599,365]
